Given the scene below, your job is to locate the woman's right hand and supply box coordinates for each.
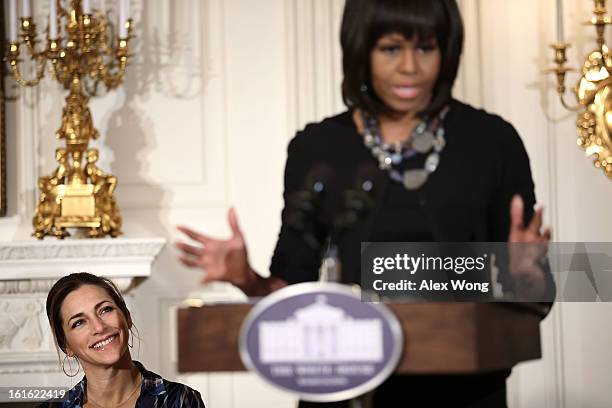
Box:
[507,195,551,299]
[176,208,255,290]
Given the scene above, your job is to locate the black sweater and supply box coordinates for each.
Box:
[270,100,537,286]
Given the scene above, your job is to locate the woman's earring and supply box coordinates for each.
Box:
[360,83,369,94]
[61,354,81,378]
[128,331,134,349]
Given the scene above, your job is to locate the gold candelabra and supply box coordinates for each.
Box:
[549,0,612,178]
[5,0,133,239]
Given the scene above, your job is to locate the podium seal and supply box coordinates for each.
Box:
[239,282,403,402]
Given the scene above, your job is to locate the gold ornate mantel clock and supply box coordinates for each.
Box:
[5,0,133,239]
[549,0,612,179]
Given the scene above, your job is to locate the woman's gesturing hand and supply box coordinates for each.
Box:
[508,195,552,299]
[176,208,254,289]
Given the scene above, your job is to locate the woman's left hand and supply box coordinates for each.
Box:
[508,195,552,299]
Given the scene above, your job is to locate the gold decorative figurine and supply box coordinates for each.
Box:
[4,0,133,239]
[549,0,612,178]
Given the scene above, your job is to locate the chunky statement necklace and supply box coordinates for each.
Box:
[361,108,449,190]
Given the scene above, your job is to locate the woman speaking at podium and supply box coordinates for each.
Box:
[177,0,551,406]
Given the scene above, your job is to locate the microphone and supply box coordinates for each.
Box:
[284,164,335,250]
[334,163,382,232]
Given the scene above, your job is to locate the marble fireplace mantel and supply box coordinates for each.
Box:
[0,238,166,292]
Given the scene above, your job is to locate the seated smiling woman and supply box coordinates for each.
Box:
[42,272,205,408]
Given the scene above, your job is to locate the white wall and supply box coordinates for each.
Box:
[2,0,612,407]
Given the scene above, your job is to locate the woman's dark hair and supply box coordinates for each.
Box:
[46,272,131,354]
[341,0,464,117]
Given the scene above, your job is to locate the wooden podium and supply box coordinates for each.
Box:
[177,302,544,374]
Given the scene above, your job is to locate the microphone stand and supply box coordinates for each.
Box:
[320,165,383,285]
[288,165,381,408]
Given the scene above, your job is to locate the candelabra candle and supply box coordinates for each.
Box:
[22,0,31,17]
[119,0,130,38]
[49,0,58,38]
[556,0,564,42]
[9,0,18,41]
[83,0,91,14]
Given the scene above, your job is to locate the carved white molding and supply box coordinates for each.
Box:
[456,0,484,108]
[0,277,137,295]
[0,294,63,374]
[0,238,166,288]
[0,297,46,350]
[469,1,563,407]
[0,363,63,375]
[285,0,346,135]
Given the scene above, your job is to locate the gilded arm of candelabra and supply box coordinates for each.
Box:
[549,0,612,178]
[4,0,133,239]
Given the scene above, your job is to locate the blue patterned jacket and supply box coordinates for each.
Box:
[40,361,205,407]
